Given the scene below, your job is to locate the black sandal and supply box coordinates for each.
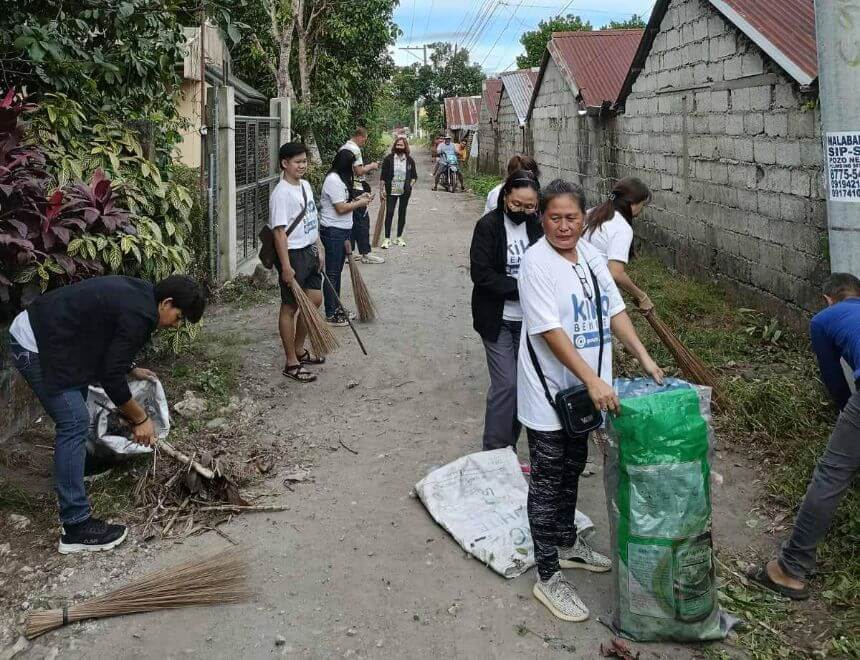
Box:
[298,350,325,366]
[746,563,809,600]
[283,364,317,383]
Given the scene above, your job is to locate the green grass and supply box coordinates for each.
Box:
[465,171,501,200]
[217,277,278,310]
[621,258,859,657]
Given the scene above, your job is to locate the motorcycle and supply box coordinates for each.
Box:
[442,152,459,193]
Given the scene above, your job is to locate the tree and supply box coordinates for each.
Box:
[390,42,485,138]
[602,14,647,30]
[231,0,398,163]
[515,14,592,70]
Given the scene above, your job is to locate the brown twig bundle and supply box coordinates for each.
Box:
[347,259,377,322]
[643,309,723,407]
[25,548,250,639]
[372,194,386,248]
[289,280,339,356]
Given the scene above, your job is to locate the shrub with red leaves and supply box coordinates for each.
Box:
[0,88,132,312]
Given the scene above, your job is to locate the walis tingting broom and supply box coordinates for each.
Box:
[641,308,723,408]
[289,280,339,356]
[26,547,251,639]
[347,258,377,322]
[372,193,386,248]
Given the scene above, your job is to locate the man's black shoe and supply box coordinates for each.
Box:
[59,516,128,554]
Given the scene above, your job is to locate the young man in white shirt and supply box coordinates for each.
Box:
[341,127,384,264]
[270,142,326,383]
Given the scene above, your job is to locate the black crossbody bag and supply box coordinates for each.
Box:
[526,264,605,436]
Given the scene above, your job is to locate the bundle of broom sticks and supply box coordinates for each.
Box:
[347,256,376,322]
[372,193,386,248]
[26,548,250,639]
[642,308,723,407]
[289,281,339,356]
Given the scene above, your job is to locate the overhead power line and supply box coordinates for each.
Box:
[480,0,528,68]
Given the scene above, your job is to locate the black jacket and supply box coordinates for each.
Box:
[380,153,418,196]
[28,276,159,406]
[470,210,543,342]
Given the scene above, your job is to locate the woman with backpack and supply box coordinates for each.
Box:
[379,136,418,248]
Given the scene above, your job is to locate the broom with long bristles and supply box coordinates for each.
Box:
[347,258,377,322]
[642,309,723,407]
[290,280,339,356]
[372,193,386,248]
[25,547,250,639]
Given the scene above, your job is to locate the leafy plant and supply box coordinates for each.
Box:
[0,90,134,308]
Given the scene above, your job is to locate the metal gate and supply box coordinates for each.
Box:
[235,115,280,266]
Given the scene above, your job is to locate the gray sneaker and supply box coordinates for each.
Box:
[533,572,589,622]
[558,535,612,572]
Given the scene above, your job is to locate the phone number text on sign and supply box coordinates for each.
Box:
[826,132,860,202]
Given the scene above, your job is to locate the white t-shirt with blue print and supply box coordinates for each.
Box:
[269,178,319,250]
[516,237,625,432]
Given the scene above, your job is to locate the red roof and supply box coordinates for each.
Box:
[548,29,644,108]
[443,96,481,130]
[482,79,503,121]
[710,0,817,85]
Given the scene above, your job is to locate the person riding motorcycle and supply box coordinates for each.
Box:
[433,136,464,192]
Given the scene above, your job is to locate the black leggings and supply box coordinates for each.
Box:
[527,427,589,581]
[384,192,411,238]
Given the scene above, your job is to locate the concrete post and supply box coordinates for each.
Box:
[270,97,291,154]
[217,85,236,283]
[815,2,860,274]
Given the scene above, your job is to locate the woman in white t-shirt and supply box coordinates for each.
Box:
[319,149,372,326]
[484,154,541,215]
[517,179,664,623]
[582,178,654,312]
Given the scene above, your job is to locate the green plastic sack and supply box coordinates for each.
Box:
[605,380,728,642]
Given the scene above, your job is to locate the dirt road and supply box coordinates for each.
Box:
[22,161,761,659]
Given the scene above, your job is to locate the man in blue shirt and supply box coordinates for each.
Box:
[749,273,860,599]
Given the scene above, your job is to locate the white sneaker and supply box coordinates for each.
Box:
[361,254,385,264]
[394,237,407,247]
[533,572,589,622]
[558,536,612,572]
[380,238,391,249]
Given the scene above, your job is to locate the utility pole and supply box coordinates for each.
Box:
[815,2,860,274]
[399,45,433,138]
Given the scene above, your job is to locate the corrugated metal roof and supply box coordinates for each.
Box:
[499,68,539,125]
[482,79,503,121]
[710,0,817,85]
[548,29,644,108]
[444,96,481,130]
[617,0,817,107]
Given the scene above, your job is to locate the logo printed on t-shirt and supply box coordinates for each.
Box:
[303,198,318,235]
[570,293,611,350]
[506,239,527,276]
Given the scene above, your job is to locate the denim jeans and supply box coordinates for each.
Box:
[351,204,372,256]
[8,336,91,525]
[779,389,860,580]
[320,225,351,318]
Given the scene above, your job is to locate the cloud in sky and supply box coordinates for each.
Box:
[391,0,657,74]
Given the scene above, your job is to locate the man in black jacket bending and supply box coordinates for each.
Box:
[7,275,206,553]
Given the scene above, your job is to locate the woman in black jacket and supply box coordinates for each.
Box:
[379,136,418,248]
[470,170,542,452]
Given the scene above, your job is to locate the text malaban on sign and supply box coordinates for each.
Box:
[825,132,860,202]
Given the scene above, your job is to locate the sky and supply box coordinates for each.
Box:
[391,0,658,76]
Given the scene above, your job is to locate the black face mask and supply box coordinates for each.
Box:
[506,208,537,225]
[395,148,406,154]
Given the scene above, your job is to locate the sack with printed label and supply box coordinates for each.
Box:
[605,378,734,642]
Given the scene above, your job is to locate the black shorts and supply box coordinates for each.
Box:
[275,244,322,306]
